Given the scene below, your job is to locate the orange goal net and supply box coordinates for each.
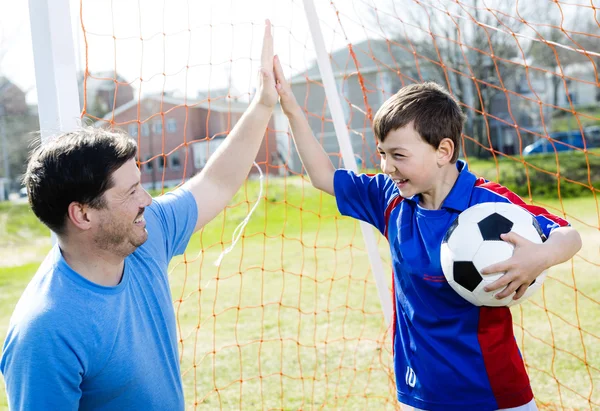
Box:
[81,0,599,409]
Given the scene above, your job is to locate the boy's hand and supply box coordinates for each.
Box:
[273,54,301,116]
[254,20,278,109]
[481,231,548,300]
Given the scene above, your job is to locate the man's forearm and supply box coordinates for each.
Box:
[187,101,272,196]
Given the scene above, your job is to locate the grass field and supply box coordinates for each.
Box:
[0,174,598,410]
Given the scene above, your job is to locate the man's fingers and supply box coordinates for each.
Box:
[261,19,273,69]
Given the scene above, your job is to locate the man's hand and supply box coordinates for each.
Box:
[255,20,278,109]
[274,54,301,116]
[481,231,547,300]
[183,19,277,232]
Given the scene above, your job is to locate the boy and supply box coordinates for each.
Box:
[272,58,582,411]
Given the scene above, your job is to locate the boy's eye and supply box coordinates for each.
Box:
[378,152,386,157]
[394,153,405,159]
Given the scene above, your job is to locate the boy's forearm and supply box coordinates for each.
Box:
[286,106,336,195]
[541,226,582,268]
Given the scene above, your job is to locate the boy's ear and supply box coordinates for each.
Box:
[436,138,455,165]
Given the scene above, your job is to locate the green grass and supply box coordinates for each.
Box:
[465,149,600,199]
[551,105,600,132]
[0,174,598,410]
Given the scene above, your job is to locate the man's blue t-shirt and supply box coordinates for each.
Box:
[334,160,569,411]
[1,188,197,411]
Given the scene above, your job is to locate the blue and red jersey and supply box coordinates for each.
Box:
[333,160,569,411]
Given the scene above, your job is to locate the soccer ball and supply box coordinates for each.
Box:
[440,202,547,307]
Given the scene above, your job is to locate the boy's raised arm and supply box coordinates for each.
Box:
[274,55,336,196]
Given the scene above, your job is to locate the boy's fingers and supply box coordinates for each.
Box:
[480,261,508,276]
[273,55,287,85]
[495,281,520,299]
[484,271,513,292]
[513,284,528,300]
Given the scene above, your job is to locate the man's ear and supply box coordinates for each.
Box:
[67,202,93,231]
[437,138,455,165]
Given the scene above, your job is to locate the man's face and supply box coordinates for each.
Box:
[377,122,440,199]
[91,158,152,257]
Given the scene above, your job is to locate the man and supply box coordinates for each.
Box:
[1,20,277,411]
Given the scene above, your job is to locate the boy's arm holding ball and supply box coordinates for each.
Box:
[482,226,582,300]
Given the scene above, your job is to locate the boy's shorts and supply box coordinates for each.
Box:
[401,398,538,411]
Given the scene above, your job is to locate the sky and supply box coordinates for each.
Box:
[0,0,381,105]
[1,0,596,106]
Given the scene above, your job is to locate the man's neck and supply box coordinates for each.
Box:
[58,237,126,287]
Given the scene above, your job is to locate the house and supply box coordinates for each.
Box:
[288,39,445,173]
[485,59,600,155]
[0,77,40,193]
[96,93,280,190]
[0,77,28,115]
[79,71,135,120]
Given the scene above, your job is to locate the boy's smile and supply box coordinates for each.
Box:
[377,121,458,209]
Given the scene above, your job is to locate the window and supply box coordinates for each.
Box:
[192,139,224,169]
[169,152,181,170]
[128,124,138,137]
[142,123,150,137]
[153,121,162,134]
[158,156,166,169]
[167,118,177,133]
[143,156,153,173]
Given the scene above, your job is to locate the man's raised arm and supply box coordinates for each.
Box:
[183,20,277,232]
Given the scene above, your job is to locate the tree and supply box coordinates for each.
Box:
[528,15,600,109]
[367,0,538,157]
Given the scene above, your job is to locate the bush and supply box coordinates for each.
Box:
[467,149,600,199]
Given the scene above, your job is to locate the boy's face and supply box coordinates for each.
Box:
[377,123,440,199]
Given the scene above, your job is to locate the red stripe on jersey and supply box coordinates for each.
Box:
[383,195,404,238]
[478,307,534,408]
[474,179,569,227]
[383,194,403,354]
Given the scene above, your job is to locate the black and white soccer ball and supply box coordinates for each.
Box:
[440,202,547,307]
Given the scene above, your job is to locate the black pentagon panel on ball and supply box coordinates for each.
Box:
[453,261,482,292]
[478,212,513,241]
[442,218,459,244]
[531,218,547,242]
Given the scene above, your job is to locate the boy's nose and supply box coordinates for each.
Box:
[381,161,396,175]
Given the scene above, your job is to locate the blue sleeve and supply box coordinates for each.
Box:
[333,169,398,235]
[144,188,198,263]
[1,318,83,411]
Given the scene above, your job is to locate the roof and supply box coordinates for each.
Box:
[290,38,414,84]
[96,93,249,124]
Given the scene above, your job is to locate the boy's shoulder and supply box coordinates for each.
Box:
[470,176,521,205]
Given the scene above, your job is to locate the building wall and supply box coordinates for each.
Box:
[109,99,279,189]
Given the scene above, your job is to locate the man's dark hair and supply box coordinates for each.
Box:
[23,127,137,235]
[373,82,466,162]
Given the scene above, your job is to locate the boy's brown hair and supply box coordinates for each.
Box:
[373,81,466,162]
